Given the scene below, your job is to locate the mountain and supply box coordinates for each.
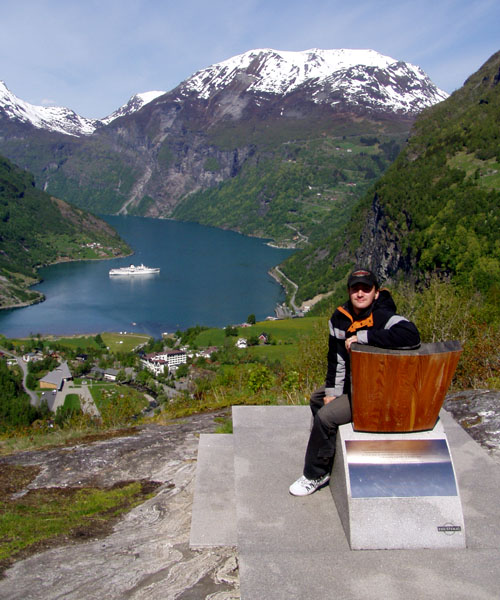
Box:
[284,50,500,306]
[99,91,166,126]
[0,48,447,239]
[181,48,447,114]
[0,154,130,308]
[0,82,165,136]
[0,81,97,137]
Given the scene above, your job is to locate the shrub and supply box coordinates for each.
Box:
[247,365,274,393]
[393,277,499,389]
[282,370,300,392]
[55,401,82,427]
[293,318,329,396]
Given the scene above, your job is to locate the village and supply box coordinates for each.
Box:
[1,320,280,426]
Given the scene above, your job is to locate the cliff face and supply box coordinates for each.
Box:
[336,50,500,291]
[28,85,415,219]
[353,194,415,282]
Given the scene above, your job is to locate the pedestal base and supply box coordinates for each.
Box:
[330,420,466,549]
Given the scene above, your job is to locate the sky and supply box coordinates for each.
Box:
[0,0,498,119]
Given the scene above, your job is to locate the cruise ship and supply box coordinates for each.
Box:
[109,264,160,276]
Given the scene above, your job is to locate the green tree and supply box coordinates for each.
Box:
[116,369,128,383]
[94,334,105,348]
[247,335,259,347]
[225,325,238,337]
[176,363,189,379]
[26,372,37,390]
[135,369,152,386]
[0,360,41,430]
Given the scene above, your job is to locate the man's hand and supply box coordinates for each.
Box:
[345,335,358,351]
[324,395,336,405]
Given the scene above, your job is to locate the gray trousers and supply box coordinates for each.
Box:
[303,387,352,480]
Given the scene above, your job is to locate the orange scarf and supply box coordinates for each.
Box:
[337,306,374,333]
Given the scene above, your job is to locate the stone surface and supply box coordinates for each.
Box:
[190,434,237,548]
[0,413,239,600]
[0,389,498,599]
[444,389,500,463]
[228,405,500,599]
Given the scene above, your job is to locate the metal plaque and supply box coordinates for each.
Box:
[346,439,458,498]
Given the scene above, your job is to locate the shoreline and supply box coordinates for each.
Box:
[0,221,296,337]
[0,295,45,311]
[0,249,133,312]
[269,266,332,312]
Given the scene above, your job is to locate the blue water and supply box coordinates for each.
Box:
[0,216,294,338]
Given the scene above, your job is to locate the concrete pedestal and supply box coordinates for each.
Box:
[330,420,466,550]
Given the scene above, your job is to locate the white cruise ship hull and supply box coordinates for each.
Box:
[109,264,160,276]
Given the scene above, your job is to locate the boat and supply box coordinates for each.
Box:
[109,264,160,276]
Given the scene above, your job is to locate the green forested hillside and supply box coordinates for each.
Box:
[0,155,130,308]
[282,51,500,306]
[173,135,404,246]
[365,51,499,293]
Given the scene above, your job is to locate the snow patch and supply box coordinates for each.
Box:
[0,82,166,136]
[0,48,449,136]
[182,48,448,113]
[0,80,96,136]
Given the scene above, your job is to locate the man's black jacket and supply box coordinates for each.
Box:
[324,289,420,397]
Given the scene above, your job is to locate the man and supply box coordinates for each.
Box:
[289,268,420,496]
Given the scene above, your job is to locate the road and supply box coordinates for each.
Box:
[271,266,300,312]
[1,349,39,405]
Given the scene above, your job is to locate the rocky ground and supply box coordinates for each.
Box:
[0,391,498,599]
[444,389,500,464]
[0,411,239,600]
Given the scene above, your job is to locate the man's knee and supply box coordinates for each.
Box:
[316,404,337,430]
[317,394,352,428]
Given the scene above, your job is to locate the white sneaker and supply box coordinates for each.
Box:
[289,474,330,496]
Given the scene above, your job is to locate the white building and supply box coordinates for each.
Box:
[141,350,187,375]
[22,351,44,363]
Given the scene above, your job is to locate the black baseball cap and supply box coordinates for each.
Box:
[347,269,379,290]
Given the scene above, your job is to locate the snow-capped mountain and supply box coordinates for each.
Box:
[0,81,97,136]
[0,48,447,138]
[0,82,165,137]
[100,91,166,125]
[0,47,450,221]
[180,48,448,113]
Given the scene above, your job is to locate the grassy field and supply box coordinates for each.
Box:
[243,344,300,362]
[90,385,149,427]
[194,316,324,347]
[11,332,152,353]
[101,332,151,353]
[448,152,500,189]
[62,394,81,411]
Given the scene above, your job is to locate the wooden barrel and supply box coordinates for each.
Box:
[350,341,462,432]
